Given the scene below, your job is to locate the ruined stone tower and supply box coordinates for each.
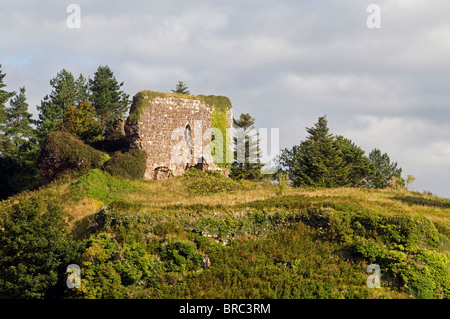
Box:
[124,91,232,180]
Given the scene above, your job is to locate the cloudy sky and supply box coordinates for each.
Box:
[1,0,449,197]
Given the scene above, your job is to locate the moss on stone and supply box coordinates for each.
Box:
[196,95,232,113]
[210,107,232,168]
[127,90,232,125]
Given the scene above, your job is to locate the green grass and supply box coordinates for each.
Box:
[1,170,449,299]
[70,169,137,204]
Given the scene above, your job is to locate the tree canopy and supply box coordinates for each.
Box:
[367,148,403,188]
[0,64,16,154]
[89,65,130,131]
[36,69,88,141]
[0,195,79,298]
[230,113,264,181]
[280,115,392,188]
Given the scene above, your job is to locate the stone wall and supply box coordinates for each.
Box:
[125,92,232,180]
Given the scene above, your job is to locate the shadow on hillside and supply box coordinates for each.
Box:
[392,195,450,209]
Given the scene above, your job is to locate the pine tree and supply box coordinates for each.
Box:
[172,81,190,95]
[36,69,88,141]
[367,148,403,188]
[75,73,89,102]
[0,65,16,153]
[0,87,40,198]
[230,113,264,181]
[280,115,348,187]
[89,65,130,131]
[3,87,36,158]
[0,65,15,115]
[334,136,374,187]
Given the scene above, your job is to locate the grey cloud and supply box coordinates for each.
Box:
[0,0,449,197]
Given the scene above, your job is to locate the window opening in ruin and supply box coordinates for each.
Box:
[184,124,192,163]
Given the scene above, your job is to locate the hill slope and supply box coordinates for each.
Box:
[1,169,449,299]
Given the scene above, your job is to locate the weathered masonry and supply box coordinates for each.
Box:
[125,91,233,180]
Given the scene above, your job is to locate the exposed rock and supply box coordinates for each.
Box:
[202,255,211,270]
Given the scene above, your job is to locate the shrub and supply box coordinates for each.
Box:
[183,168,243,196]
[103,148,146,180]
[275,172,291,196]
[38,131,109,183]
[159,240,204,272]
[0,195,79,298]
[58,100,103,143]
[400,249,450,299]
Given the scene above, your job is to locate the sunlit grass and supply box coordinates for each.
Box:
[2,169,449,299]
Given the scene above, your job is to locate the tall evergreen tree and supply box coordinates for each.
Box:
[230,113,264,181]
[172,81,190,95]
[334,136,375,187]
[89,65,130,131]
[280,115,348,187]
[367,148,403,188]
[0,65,16,153]
[75,73,89,102]
[0,87,41,198]
[36,69,88,141]
[0,65,15,114]
[3,87,36,158]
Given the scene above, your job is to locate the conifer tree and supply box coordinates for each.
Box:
[281,116,381,188]
[1,87,40,198]
[36,69,88,141]
[280,115,348,187]
[89,65,130,131]
[367,148,403,188]
[0,65,16,152]
[230,113,264,181]
[334,135,374,187]
[3,87,36,158]
[172,81,190,95]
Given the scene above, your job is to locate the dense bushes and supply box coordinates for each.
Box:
[1,167,448,299]
[71,230,206,299]
[300,209,450,299]
[0,195,79,298]
[103,147,146,180]
[38,131,109,183]
[38,130,146,182]
[58,101,103,143]
[73,232,159,299]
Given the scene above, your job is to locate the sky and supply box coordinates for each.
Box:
[1,0,449,198]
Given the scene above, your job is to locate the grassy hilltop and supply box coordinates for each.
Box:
[1,168,449,299]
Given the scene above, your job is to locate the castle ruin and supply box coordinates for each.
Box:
[124,91,233,180]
